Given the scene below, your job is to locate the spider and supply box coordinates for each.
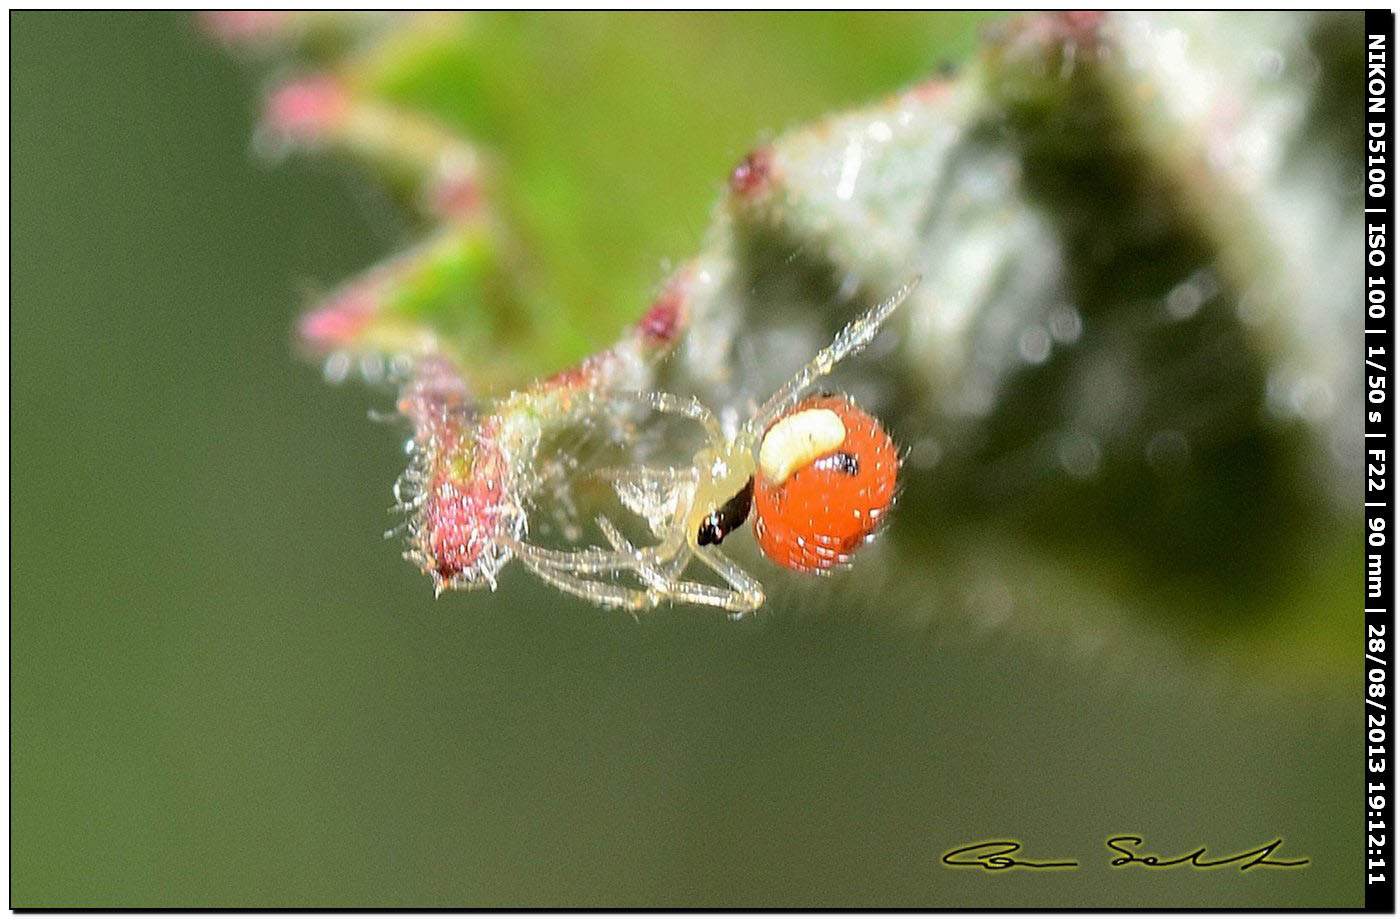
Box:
[504,277,918,615]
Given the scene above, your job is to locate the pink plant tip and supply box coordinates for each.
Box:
[298,289,375,350]
[729,147,774,198]
[199,11,293,43]
[265,75,349,141]
[639,282,686,346]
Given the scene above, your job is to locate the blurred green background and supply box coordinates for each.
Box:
[12,12,1357,907]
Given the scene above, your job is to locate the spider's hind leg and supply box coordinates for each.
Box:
[693,546,766,617]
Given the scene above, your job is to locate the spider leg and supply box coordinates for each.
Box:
[610,390,724,443]
[693,546,766,616]
[507,511,683,573]
[533,512,751,613]
[653,574,761,613]
[594,512,687,569]
[594,513,667,589]
[505,537,638,576]
[603,465,695,539]
[747,277,920,436]
[513,531,761,614]
[522,553,751,614]
[620,530,766,613]
[515,555,662,612]
[594,464,687,486]
[594,512,637,553]
[594,513,701,597]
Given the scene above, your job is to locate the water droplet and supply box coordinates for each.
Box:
[323,351,351,383]
[1290,376,1335,421]
[835,136,863,202]
[1235,284,1271,327]
[966,580,1013,629]
[1256,48,1284,79]
[1145,429,1190,472]
[359,353,383,382]
[1265,369,1294,418]
[1018,325,1052,364]
[1058,433,1102,479]
[907,436,942,469]
[1048,305,1083,345]
[1164,270,1218,321]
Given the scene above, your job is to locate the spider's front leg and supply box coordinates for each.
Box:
[747,277,920,436]
[609,390,725,443]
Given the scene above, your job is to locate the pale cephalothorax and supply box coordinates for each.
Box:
[690,442,755,548]
[505,277,918,614]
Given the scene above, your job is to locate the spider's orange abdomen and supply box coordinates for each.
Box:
[752,394,898,573]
